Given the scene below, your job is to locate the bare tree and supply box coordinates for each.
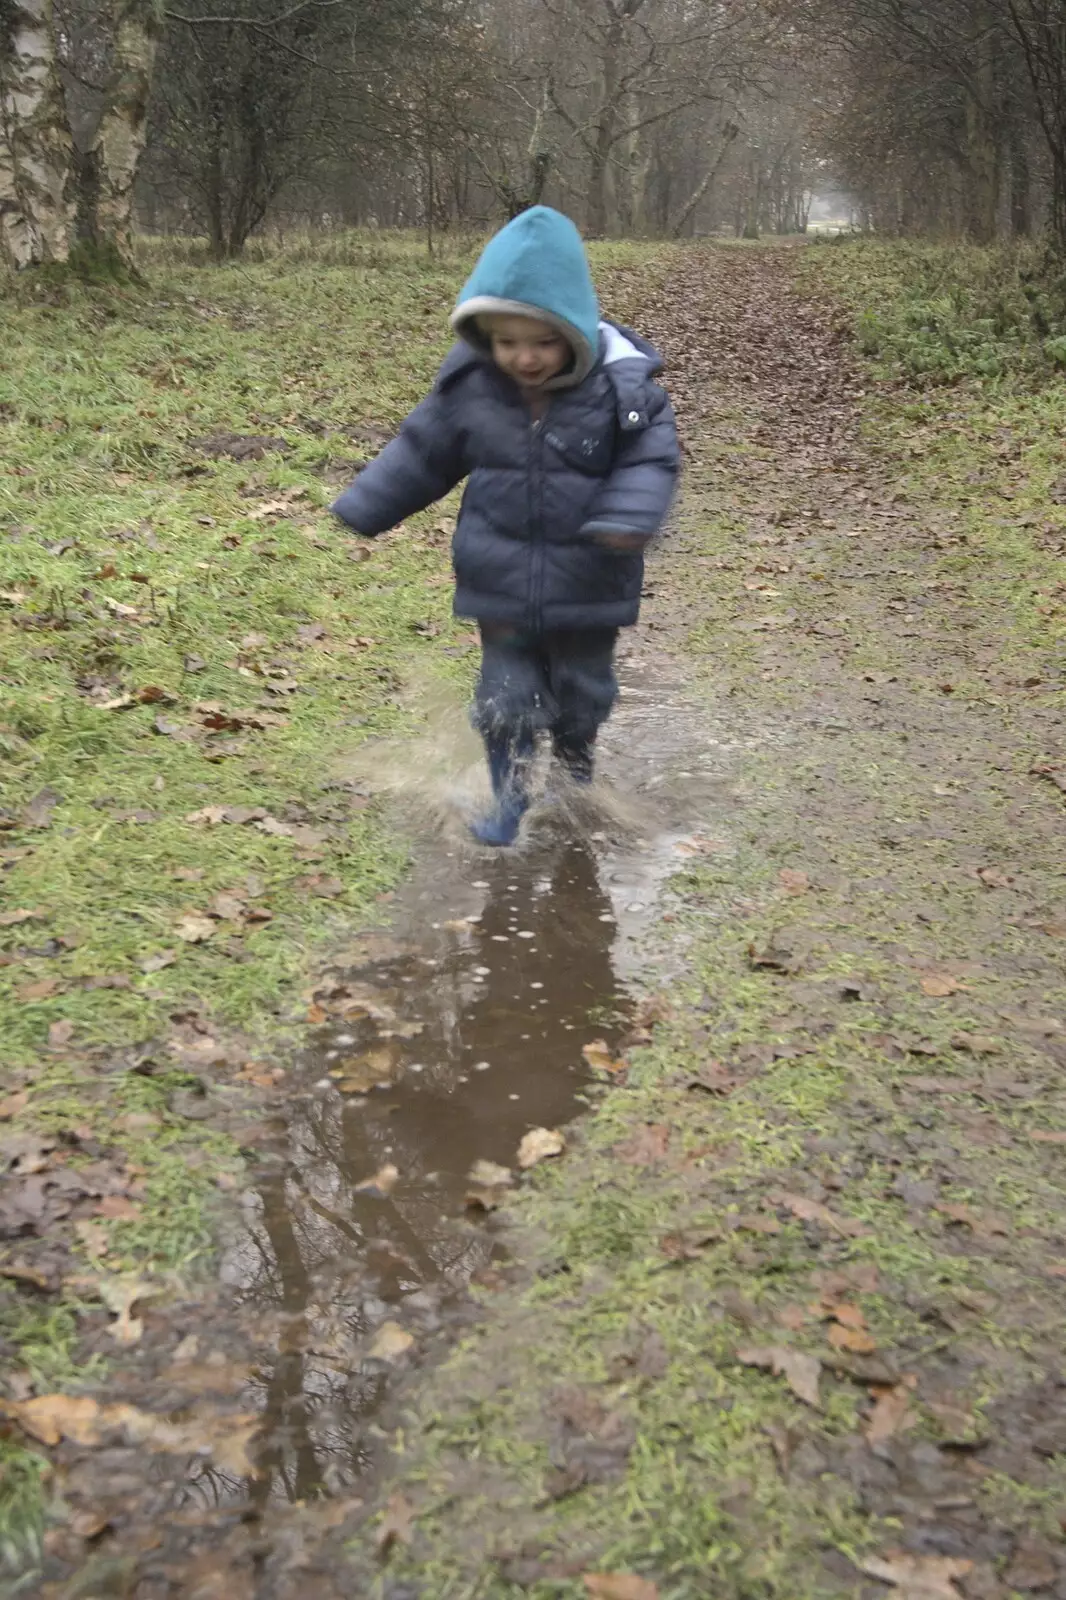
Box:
[1005,0,1066,246]
[1,0,74,265]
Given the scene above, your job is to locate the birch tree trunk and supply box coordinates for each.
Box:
[0,0,74,267]
[81,0,161,261]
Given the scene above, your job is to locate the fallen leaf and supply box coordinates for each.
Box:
[94,1196,140,1220]
[825,1302,867,1330]
[748,933,803,973]
[0,907,47,927]
[777,1304,809,1331]
[737,1345,822,1408]
[865,1378,916,1444]
[176,913,216,944]
[74,1220,109,1258]
[222,806,267,825]
[949,1033,1002,1054]
[17,978,59,1001]
[905,1075,980,1095]
[659,1229,720,1260]
[293,872,344,898]
[778,868,810,895]
[518,1127,566,1169]
[685,1062,740,1095]
[2,1393,101,1446]
[47,1019,74,1048]
[920,974,969,997]
[675,836,729,856]
[0,1262,52,1290]
[185,806,228,825]
[23,788,62,828]
[69,1509,111,1539]
[367,1322,414,1361]
[976,865,1014,889]
[465,1183,509,1211]
[860,1552,972,1598]
[468,1159,512,1187]
[1032,761,1066,796]
[733,1213,782,1236]
[936,1202,1009,1238]
[334,1044,399,1093]
[1003,1536,1059,1592]
[209,891,248,922]
[139,950,177,973]
[583,1039,627,1074]
[828,1323,878,1354]
[2,1392,258,1473]
[375,1491,414,1557]
[0,1091,29,1119]
[613,1124,670,1165]
[98,1276,148,1345]
[778,1193,866,1236]
[355,1163,399,1198]
[247,489,306,521]
[583,1577,660,1600]
[1031,1129,1066,1144]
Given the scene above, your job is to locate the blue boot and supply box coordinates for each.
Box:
[551,732,595,786]
[471,728,534,846]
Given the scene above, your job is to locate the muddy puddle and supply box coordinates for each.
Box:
[195,648,739,1509]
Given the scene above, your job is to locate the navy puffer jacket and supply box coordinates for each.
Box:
[331,328,678,630]
[331,206,680,631]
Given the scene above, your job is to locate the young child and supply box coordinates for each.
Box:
[330,205,679,846]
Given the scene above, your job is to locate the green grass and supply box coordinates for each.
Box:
[0,229,676,1575]
[807,237,1066,383]
[799,240,1066,673]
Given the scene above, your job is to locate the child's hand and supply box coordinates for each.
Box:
[593,530,649,551]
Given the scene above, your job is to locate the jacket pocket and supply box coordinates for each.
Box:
[542,422,617,476]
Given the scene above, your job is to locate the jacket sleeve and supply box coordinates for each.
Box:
[580,384,680,541]
[330,389,464,535]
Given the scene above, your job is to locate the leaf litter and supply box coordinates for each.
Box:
[7,238,1066,1600]
[2,1393,259,1477]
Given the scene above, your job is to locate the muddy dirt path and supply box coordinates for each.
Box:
[347,250,1066,1596]
[18,247,1066,1599]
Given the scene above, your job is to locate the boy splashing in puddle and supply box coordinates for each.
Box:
[331,206,679,846]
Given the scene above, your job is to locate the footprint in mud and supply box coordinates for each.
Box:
[203,649,738,1505]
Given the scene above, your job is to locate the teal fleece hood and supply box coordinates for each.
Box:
[451,206,601,387]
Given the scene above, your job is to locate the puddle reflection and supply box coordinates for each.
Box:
[218,840,630,1502]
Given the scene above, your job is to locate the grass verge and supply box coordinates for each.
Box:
[0,232,674,1574]
[798,240,1066,677]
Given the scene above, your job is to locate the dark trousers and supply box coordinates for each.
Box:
[473,625,620,746]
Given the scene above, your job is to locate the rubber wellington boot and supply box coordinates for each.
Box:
[471,728,534,847]
[551,732,595,786]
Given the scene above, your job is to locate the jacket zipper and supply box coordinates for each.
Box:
[529,405,551,632]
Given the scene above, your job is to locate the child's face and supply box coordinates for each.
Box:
[483,314,572,388]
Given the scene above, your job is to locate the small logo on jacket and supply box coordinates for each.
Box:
[545,431,601,457]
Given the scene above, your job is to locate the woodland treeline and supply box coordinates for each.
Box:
[3,0,1066,267]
